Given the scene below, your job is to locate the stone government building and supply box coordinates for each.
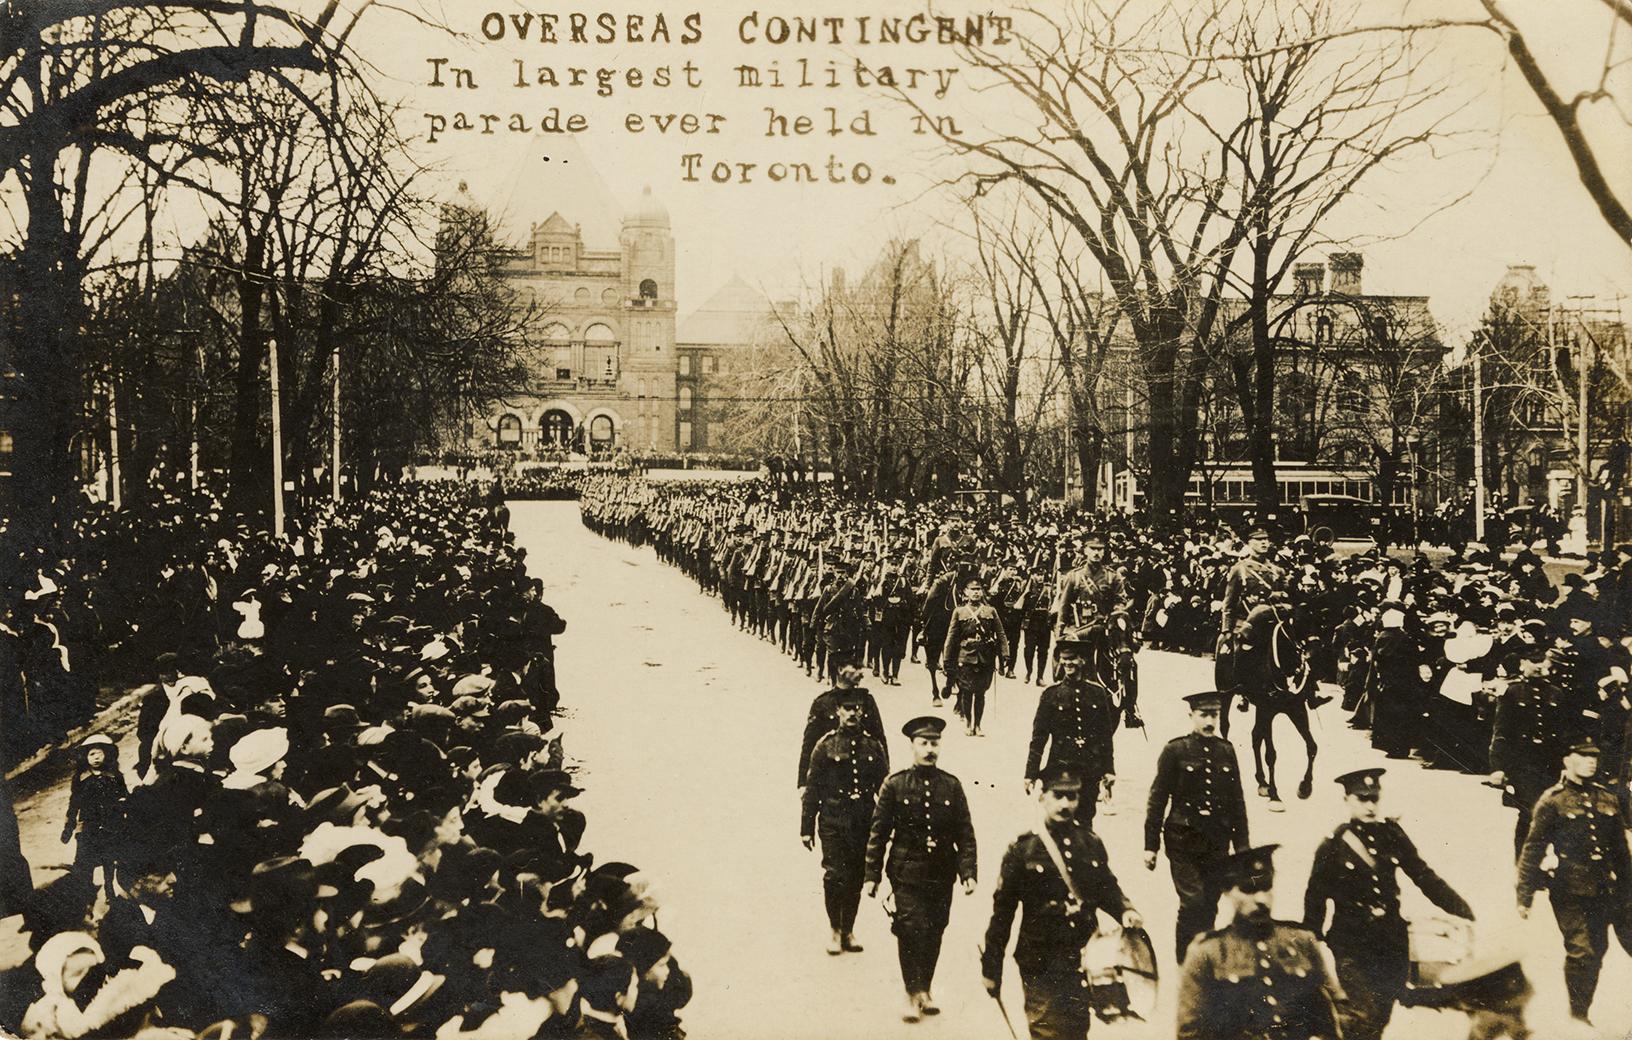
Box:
[444,183,779,456]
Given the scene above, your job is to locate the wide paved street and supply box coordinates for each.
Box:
[515,500,1624,1039]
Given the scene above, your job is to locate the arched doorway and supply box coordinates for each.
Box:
[589,414,615,451]
[542,409,574,447]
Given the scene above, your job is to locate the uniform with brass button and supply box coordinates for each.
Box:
[1177,844,1341,1040]
[982,762,1141,1040]
[1027,631,1119,827]
[1303,768,1473,1040]
[1146,691,1251,965]
[802,685,890,956]
[866,715,978,1022]
[1517,736,1632,1025]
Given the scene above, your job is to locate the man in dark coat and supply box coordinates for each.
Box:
[942,575,1009,737]
[802,686,890,955]
[797,665,888,788]
[1144,691,1250,965]
[1303,768,1473,1040]
[982,762,1143,1040]
[866,716,978,1023]
[1517,737,1632,1027]
[1176,845,1341,1040]
[1025,634,1118,828]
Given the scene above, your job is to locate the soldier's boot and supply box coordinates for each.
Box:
[841,933,863,952]
[917,992,940,1015]
[827,930,843,956]
[902,996,922,1023]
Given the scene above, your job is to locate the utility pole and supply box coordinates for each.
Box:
[1471,337,1485,542]
[190,339,202,491]
[269,336,285,538]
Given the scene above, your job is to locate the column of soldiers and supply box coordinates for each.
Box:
[581,475,1632,1038]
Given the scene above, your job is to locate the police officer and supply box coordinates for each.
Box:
[1176,845,1342,1040]
[1025,632,1119,828]
[802,685,890,956]
[1144,691,1251,965]
[865,715,978,1023]
[1303,768,1473,1040]
[981,761,1143,1040]
[1517,736,1632,1028]
[943,575,1009,737]
[1216,528,1284,734]
[797,664,888,789]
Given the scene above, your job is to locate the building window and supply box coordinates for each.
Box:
[679,355,691,376]
[638,379,647,399]
[679,420,693,448]
[602,288,617,304]
[702,355,716,373]
[640,278,658,300]
[679,386,693,411]
[497,414,522,447]
[0,430,13,454]
[575,287,591,303]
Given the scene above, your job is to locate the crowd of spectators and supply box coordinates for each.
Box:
[1,482,689,1039]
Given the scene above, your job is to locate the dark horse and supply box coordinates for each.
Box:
[1062,616,1142,730]
[1237,603,1318,809]
[917,566,966,705]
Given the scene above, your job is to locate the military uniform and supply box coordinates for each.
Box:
[1489,671,1576,857]
[942,601,1009,730]
[802,726,890,942]
[982,819,1131,1039]
[865,762,977,1002]
[797,686,888,788]
[1052,561,1127,636]
[1017,575,1055,684]
[1145,731,1250,964]
[1177,916,1341,1040]
[1517,767,1632,1021]
[1303,817,1472,1040]
[1026,678,1118,826]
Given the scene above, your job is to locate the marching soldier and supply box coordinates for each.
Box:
[1176,844,1343,1040]
[1017,564,1055,686]
[815,559,868,685]
[942,575,1009,737]
[1025,631,1119,828]
[797,664,888,789]
[1517,736,1632,1029]
[1303,768,1474,1040]
[865,716,978,1024]
[1144,692,1251,965]
[1216,528,1284,735]
[1489,641,1579,859]
[981,761,1143,1040]
[802,686,890,956]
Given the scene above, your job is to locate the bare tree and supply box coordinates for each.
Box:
[0,0,366,557]
[1200,0,1463,515]
[961,201,1065,511]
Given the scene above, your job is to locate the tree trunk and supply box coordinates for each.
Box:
[228,235,268,516]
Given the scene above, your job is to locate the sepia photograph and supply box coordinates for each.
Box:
[2,0,1631,1038]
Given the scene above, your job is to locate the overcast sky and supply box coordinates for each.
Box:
[329,0,1632,338]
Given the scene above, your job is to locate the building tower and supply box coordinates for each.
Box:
[620,187,678,449]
